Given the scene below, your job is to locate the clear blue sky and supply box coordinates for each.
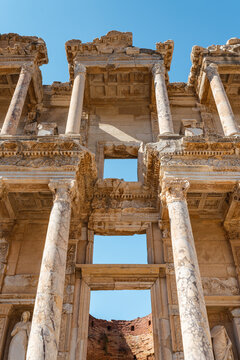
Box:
[2,0,239,320]
[1,0,240,85]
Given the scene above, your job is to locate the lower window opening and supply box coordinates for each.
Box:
[88,290,154,359]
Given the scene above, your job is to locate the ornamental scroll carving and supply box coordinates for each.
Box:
[161,178,190,203]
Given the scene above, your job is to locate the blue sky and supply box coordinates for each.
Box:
[2,0,239,320]
[1,0,240,85]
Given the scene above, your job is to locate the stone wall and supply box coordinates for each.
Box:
[87,314,154,360]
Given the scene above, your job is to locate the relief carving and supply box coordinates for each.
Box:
[66,244,76,275]
[202,277,239,296]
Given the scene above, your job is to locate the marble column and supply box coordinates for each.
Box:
[1,64,33,135]
[231,308,240,357]
[26,179,75,360]
[161,178,214,360]
[0,221,14,291]
[205,63,239,136]
[65,63,86,134]
[152,62,174,135]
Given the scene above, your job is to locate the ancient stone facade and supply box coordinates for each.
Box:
[0,30,240,359]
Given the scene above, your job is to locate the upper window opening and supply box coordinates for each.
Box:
[103,159,138,182]
[93,234,147,264]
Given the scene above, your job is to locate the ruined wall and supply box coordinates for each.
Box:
[87,314,154,360]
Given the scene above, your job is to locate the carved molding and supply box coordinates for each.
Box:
[188,37,240,88]
[0,33,48,65]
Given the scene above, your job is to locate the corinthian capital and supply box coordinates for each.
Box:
[49,179,76,203]
[152,62,165,76]
[21,62,34,75]
[161,178,190,203]
[74,62,86,76]
[204,62,219,80]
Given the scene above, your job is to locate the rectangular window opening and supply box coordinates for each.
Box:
[103,158,138,182]
[93,234,147,264]
[88,290,153,359]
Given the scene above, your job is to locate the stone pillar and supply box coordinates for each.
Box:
[147,223,172,360]
[152,63,174,135]
[205,63,239,136]
[1,64,33,135]
[0,221,15,291]
[161,178,214,360]
[65,63,86,134]
[0,304,13,357]
[27,179,75,360]
[231,308,240,357]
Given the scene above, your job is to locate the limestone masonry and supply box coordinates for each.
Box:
[0,31,240,359]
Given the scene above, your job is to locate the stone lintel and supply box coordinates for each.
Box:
[76,264,166,290]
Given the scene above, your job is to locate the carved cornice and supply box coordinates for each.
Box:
[188,37,240,88]
[0,33,48,65]
[50,82,72,95]
[155,40,174,72]
[92,178,157,211]
[144,136,240,191]
[0,137,90,168]
[167,82,195,96]
[0,138,97,219]
[65,31,133,65]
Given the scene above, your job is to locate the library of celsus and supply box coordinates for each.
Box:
[0,30,240,359]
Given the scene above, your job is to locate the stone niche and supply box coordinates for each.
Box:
[1,305,33,360]
[207,308,238,359]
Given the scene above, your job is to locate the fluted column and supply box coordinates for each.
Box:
[27,179,75,360]
[1,63,33,135]
[161,178,214,360]
[65,63,86,134]
[152,62,174,135]
[205,63,239,136]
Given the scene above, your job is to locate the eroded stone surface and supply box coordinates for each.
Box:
[0,31,240,360]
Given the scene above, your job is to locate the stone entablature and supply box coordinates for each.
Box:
[0,33,48,65]
[0,31,240,360]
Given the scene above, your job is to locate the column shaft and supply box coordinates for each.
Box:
[27,180,74,360]
[231,308,240,357]
[147,223,172,359]
[1,64,33,135]
[152,63,174,135]
[162,179,214,360]
[65,63,86,134]
[205,63,239,136]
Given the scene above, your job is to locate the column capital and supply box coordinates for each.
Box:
[204,62,219,80]
[74,62,86,77]
[21,62,34,75]
[49,179,76,203]
[161,178,190,203]
[152,62,165,76]
[231,308,240,318]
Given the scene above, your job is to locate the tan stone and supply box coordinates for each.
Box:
[0,31,240,360]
